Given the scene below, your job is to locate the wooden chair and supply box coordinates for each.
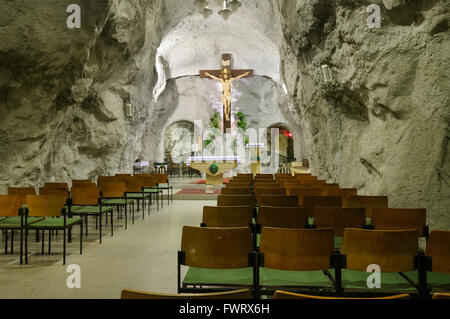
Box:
[100,182,133,229]
[178,226,254,293]
[68,187,114,243]
[72,180,96,188]
[7,187,36,206]
[97,176,119,190]
[295,174,318,181]
[221,187,252,195]
[122,176,153,215]
[313,207,366,236]
[253,182,280,188]
[346,195,388,218]
[425,231,450,294]
[341,228,418,272]
[287,188,322,205]
[275,174,292,179]
[217,195,256,208]
[425,231,450,275]
[121,288,252,299]
[153,173,172,204]
[0,195,38,263]
[371,208,428,240]
[257,206,309,229]
[255,174,273,180]
[202,206,253,227]
[39,187,69,197]
[339,228,423,295]
[138,175,162,211]
[25,195,83,265]
[324,188,358,206]
[257,227,335,296]
[273,290,410,299]
[44,183,69,192]
[226,181,252,188]
[258,195,299,207]
[303,196,342,217]
[254,187,286,196]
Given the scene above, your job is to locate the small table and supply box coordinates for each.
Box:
[187,156,240,193]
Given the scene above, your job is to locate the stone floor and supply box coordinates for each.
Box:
[0,177,215,299]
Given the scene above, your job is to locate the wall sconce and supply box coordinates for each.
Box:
[321,64,333,83]
[125,102,133,118]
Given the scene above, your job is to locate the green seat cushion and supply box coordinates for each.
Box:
[308,217,314,225]
[143,188,160,193]
[260,268,333,288]
[427,271,450,292]
[70,206,112,214]
[334,236,343,249]
[158,184,171,188]
[29,217,82,228]
[366,217,371,225]
[126,193,147,198]
[0,217,43,228]
[66,206,85,212]
[339,269,418,292]
[102,198,129,205]
[183,267,253,286]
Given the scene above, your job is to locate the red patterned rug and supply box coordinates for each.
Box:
[176,189,221,195]
[189,178,231,184]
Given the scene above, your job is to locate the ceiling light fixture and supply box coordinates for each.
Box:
[195,0,242,20]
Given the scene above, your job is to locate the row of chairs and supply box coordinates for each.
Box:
[121,288,450,299]
[177,225,450,298]
[0,173,172,265]
[172,173,447,299]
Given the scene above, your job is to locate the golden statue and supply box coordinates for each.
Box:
[200,54,253,131]
[204,68,250,121]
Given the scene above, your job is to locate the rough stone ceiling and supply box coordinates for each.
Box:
[153,0,285,100]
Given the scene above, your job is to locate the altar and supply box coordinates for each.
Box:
[187,156,240,193]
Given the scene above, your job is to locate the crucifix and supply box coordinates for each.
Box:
[200,54,253,132]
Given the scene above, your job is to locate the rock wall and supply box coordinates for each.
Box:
[278,0,450,230]
[0,0,165,190]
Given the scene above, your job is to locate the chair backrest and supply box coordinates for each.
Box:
[258,206,309,229]
[303,196,342,216]
[7,187,36,206]
[275,174,292,178]
[101,182,126,198]
[425,230,450,274]
[154,173,168,184]
[217,195,256,208]
[254,187,287,196]
[287,188,322,205]
[70,187,100,206]
[122,176,142,192]
[255,174,273,180]
[346,195,388,218]
[325,188,358,205]
[121,288,252,299]
[226,182,252,188]
[0,195,21,217]
[253,182,280,188]
[221,187,252,195]
[202,206,253,227]
[341,228,418,272]
[371,208,427,237]
[26,195,66,217]
[259,227,334,271]
[320,184,340,195]
[39,187,69,197]
[258,195,299,207]
[181,226,252,268]
[235,173,253,179]
[272,290,410,299]
[97,176,119,188]
[295,174,318,181]
[137,175,158,188]
[72,180,96,188]
[313,207,366,236]
[44,182,69,192]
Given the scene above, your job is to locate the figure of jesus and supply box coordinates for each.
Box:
[204,68,250,121]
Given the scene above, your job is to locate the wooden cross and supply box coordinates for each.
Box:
[200,54,253,132]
